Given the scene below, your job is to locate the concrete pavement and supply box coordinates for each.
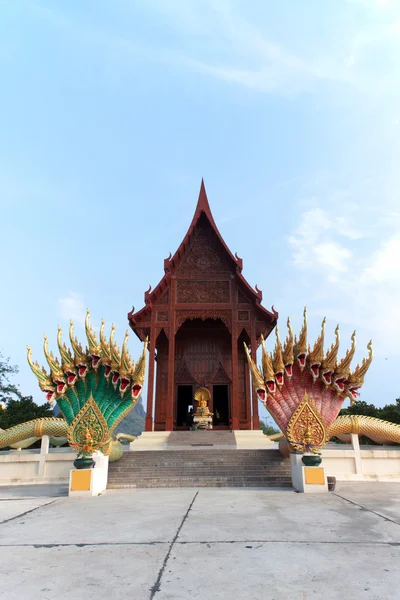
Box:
[0,483,399,599]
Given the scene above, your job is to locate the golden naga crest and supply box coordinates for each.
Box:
[67,395,109,451]
[27,309,148,406]
[286,393,328,454]
[26,310,148,455]
[244,308,373,452]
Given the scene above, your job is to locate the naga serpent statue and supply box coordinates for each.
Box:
[0,310,147,462]
[245,308,400,453]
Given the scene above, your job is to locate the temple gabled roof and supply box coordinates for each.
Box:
[128,180,278,333]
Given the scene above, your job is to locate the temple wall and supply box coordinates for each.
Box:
[0,440,74,485]
[322,435,400,481]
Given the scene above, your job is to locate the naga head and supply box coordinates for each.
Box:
[69,321,89,378]
[346,340,373,403]
[243,342,266,403]
[43,335,67,395]
[321,325,340,386]
[57,326,77,386]
[333,331,356,393]
[307,317,326,380]
[294,307,307,370]
[100,318,112,378]
[119,330,133,396]
[130,337,148,401]
[260,334,276,395]
[26,345,57,406]
[85,309,102,370]
[282,318,294,379]
[110,324,122,389]
[272,327,285,388]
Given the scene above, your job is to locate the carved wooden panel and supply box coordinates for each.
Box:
[175,362,199,384]
[238,310,250,321]
[175,310,232,333]
[175,220,234,278]
[174,319,232,387]
[155,326,169,340]
[157,311,169,322]
[177,280,230,303]
[207,363,231,384]
[238,289,250,304]
[157,290,169,304]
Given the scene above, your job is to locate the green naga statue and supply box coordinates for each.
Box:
[0,310,147,462]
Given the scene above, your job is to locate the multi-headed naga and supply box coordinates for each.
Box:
[0,310,147,461]
[245,308,400,452]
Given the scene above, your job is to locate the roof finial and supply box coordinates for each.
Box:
[196,178,211,214]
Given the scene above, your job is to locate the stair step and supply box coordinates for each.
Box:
[107,448,292,489]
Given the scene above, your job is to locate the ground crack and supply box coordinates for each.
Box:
[333,492,400,527]
[0,500,59,526]
[149,491,198,599]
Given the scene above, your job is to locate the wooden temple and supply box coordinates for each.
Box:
[128,181,277,432]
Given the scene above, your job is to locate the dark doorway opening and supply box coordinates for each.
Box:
[176,385,193,429]
[213,385,230,427]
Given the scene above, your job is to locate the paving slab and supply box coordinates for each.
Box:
[0,483,399,599]
[155,540,400,600]
[0,544,166,600]
[177,488,400,544]
[335,482,400,524]
[0,488,196,545]
[0,498,58,524]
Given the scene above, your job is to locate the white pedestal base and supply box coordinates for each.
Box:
[68,452,109,497]
[290,454,328,493]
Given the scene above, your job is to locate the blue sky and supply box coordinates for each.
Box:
[1,0,400,420]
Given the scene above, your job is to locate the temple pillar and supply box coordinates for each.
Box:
[231,322,239,430]
[166,280,176,430]
[145,326,156,432]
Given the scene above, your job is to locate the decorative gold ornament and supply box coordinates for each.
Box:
[286,392,327,454]
[67,395,109,450]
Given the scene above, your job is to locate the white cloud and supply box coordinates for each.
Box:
[288,208,358,272]
[314,242,352,272]
[288,194,400,356]
[58,292,86,326]
[363,238,400,283]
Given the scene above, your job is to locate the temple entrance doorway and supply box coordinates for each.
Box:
[176,385,193,429]
[213,384,230,428]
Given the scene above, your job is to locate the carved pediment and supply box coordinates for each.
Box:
[175,221,234,278]
[238,288,250,304]
[157,290,169,305]
[207,362,231,384]
[175,362,199,385]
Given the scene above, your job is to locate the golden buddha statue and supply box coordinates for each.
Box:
[193,387,213,429]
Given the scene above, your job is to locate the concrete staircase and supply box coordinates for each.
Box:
[107,449,292,488]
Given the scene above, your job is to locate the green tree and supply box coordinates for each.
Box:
[380,398,400,425]
[0,351,22,404]
[340,400,381,418]
[0,396,53,430]
[0,351,53,430]
[339,398,400,445]
[260,420,280,436]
